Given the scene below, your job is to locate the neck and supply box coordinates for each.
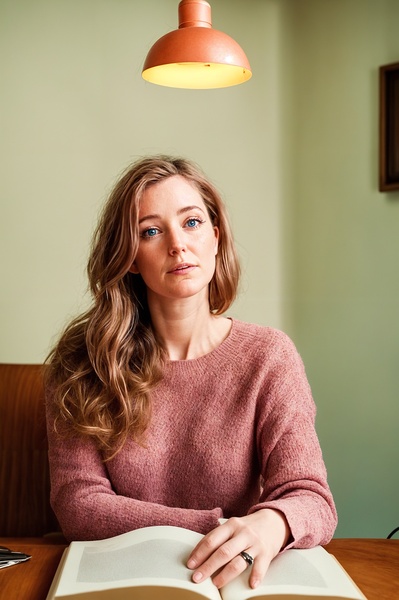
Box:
[147,295,230,361]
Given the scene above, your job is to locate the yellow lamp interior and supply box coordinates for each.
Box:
[142,62,252,89]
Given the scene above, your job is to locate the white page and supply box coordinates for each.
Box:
[221,547,365,600]
[51,526,220,600]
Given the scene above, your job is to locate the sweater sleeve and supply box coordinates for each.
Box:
[248,331,337,548]
[46,393,223,542]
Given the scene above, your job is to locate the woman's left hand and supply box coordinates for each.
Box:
[187,508,291,589]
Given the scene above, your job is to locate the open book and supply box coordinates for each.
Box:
[46,525,366,600]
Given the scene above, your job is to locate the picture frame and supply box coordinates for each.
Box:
[379,62,399,192]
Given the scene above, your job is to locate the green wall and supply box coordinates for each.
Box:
[1,0,398,538]
[0,0,286,359]
[283,0,399,537]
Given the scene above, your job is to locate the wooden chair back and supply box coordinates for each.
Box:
[0,363,59,536]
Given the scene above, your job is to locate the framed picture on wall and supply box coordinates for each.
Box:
[379,62,399,192]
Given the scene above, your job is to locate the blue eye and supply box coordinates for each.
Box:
[186,218,203,228]
[141,227,159,238]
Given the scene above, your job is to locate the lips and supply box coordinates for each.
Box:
[168,263,196,274]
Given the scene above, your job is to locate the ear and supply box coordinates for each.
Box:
[213,226,219,255]
[128,263,140,274]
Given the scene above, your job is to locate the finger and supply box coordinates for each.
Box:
[211,553,251,589]
[188,516,252,570]
[190,536,248,584]
[187,524,232,569]
[248,552,273,589]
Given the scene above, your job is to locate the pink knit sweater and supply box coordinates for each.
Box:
[46,319,337,545]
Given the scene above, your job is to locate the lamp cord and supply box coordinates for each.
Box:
[387,526,399,539]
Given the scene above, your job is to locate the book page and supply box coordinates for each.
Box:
[49,526,221,600]
[220,547,366,600]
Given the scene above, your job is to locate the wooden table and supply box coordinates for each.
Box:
[0,538,66,600]
[324,538,399,600]
[1,537,398,600]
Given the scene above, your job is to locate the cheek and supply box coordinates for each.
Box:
[131,247,153,275]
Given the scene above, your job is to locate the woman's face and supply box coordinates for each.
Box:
[130,175,219,307]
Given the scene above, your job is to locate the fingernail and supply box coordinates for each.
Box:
[187,558,196,569]
[192,571,203,583]
[250,579,259,589]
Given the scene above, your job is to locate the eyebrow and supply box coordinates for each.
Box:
[138,205,206,224]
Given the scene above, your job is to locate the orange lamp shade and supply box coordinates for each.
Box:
[142,0,252,89]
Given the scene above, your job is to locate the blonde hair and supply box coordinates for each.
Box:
[46,156,240,457]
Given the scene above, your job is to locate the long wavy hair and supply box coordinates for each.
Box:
[46,156,241,458]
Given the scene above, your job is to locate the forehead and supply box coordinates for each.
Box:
[139,175,206,214]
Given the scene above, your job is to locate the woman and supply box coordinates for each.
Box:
[45,155,337,590]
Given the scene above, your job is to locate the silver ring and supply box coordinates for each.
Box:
[240,551,254,567]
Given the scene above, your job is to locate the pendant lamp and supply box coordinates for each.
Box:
[142,0,252,89]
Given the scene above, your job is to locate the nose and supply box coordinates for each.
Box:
[168,229,186,256]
